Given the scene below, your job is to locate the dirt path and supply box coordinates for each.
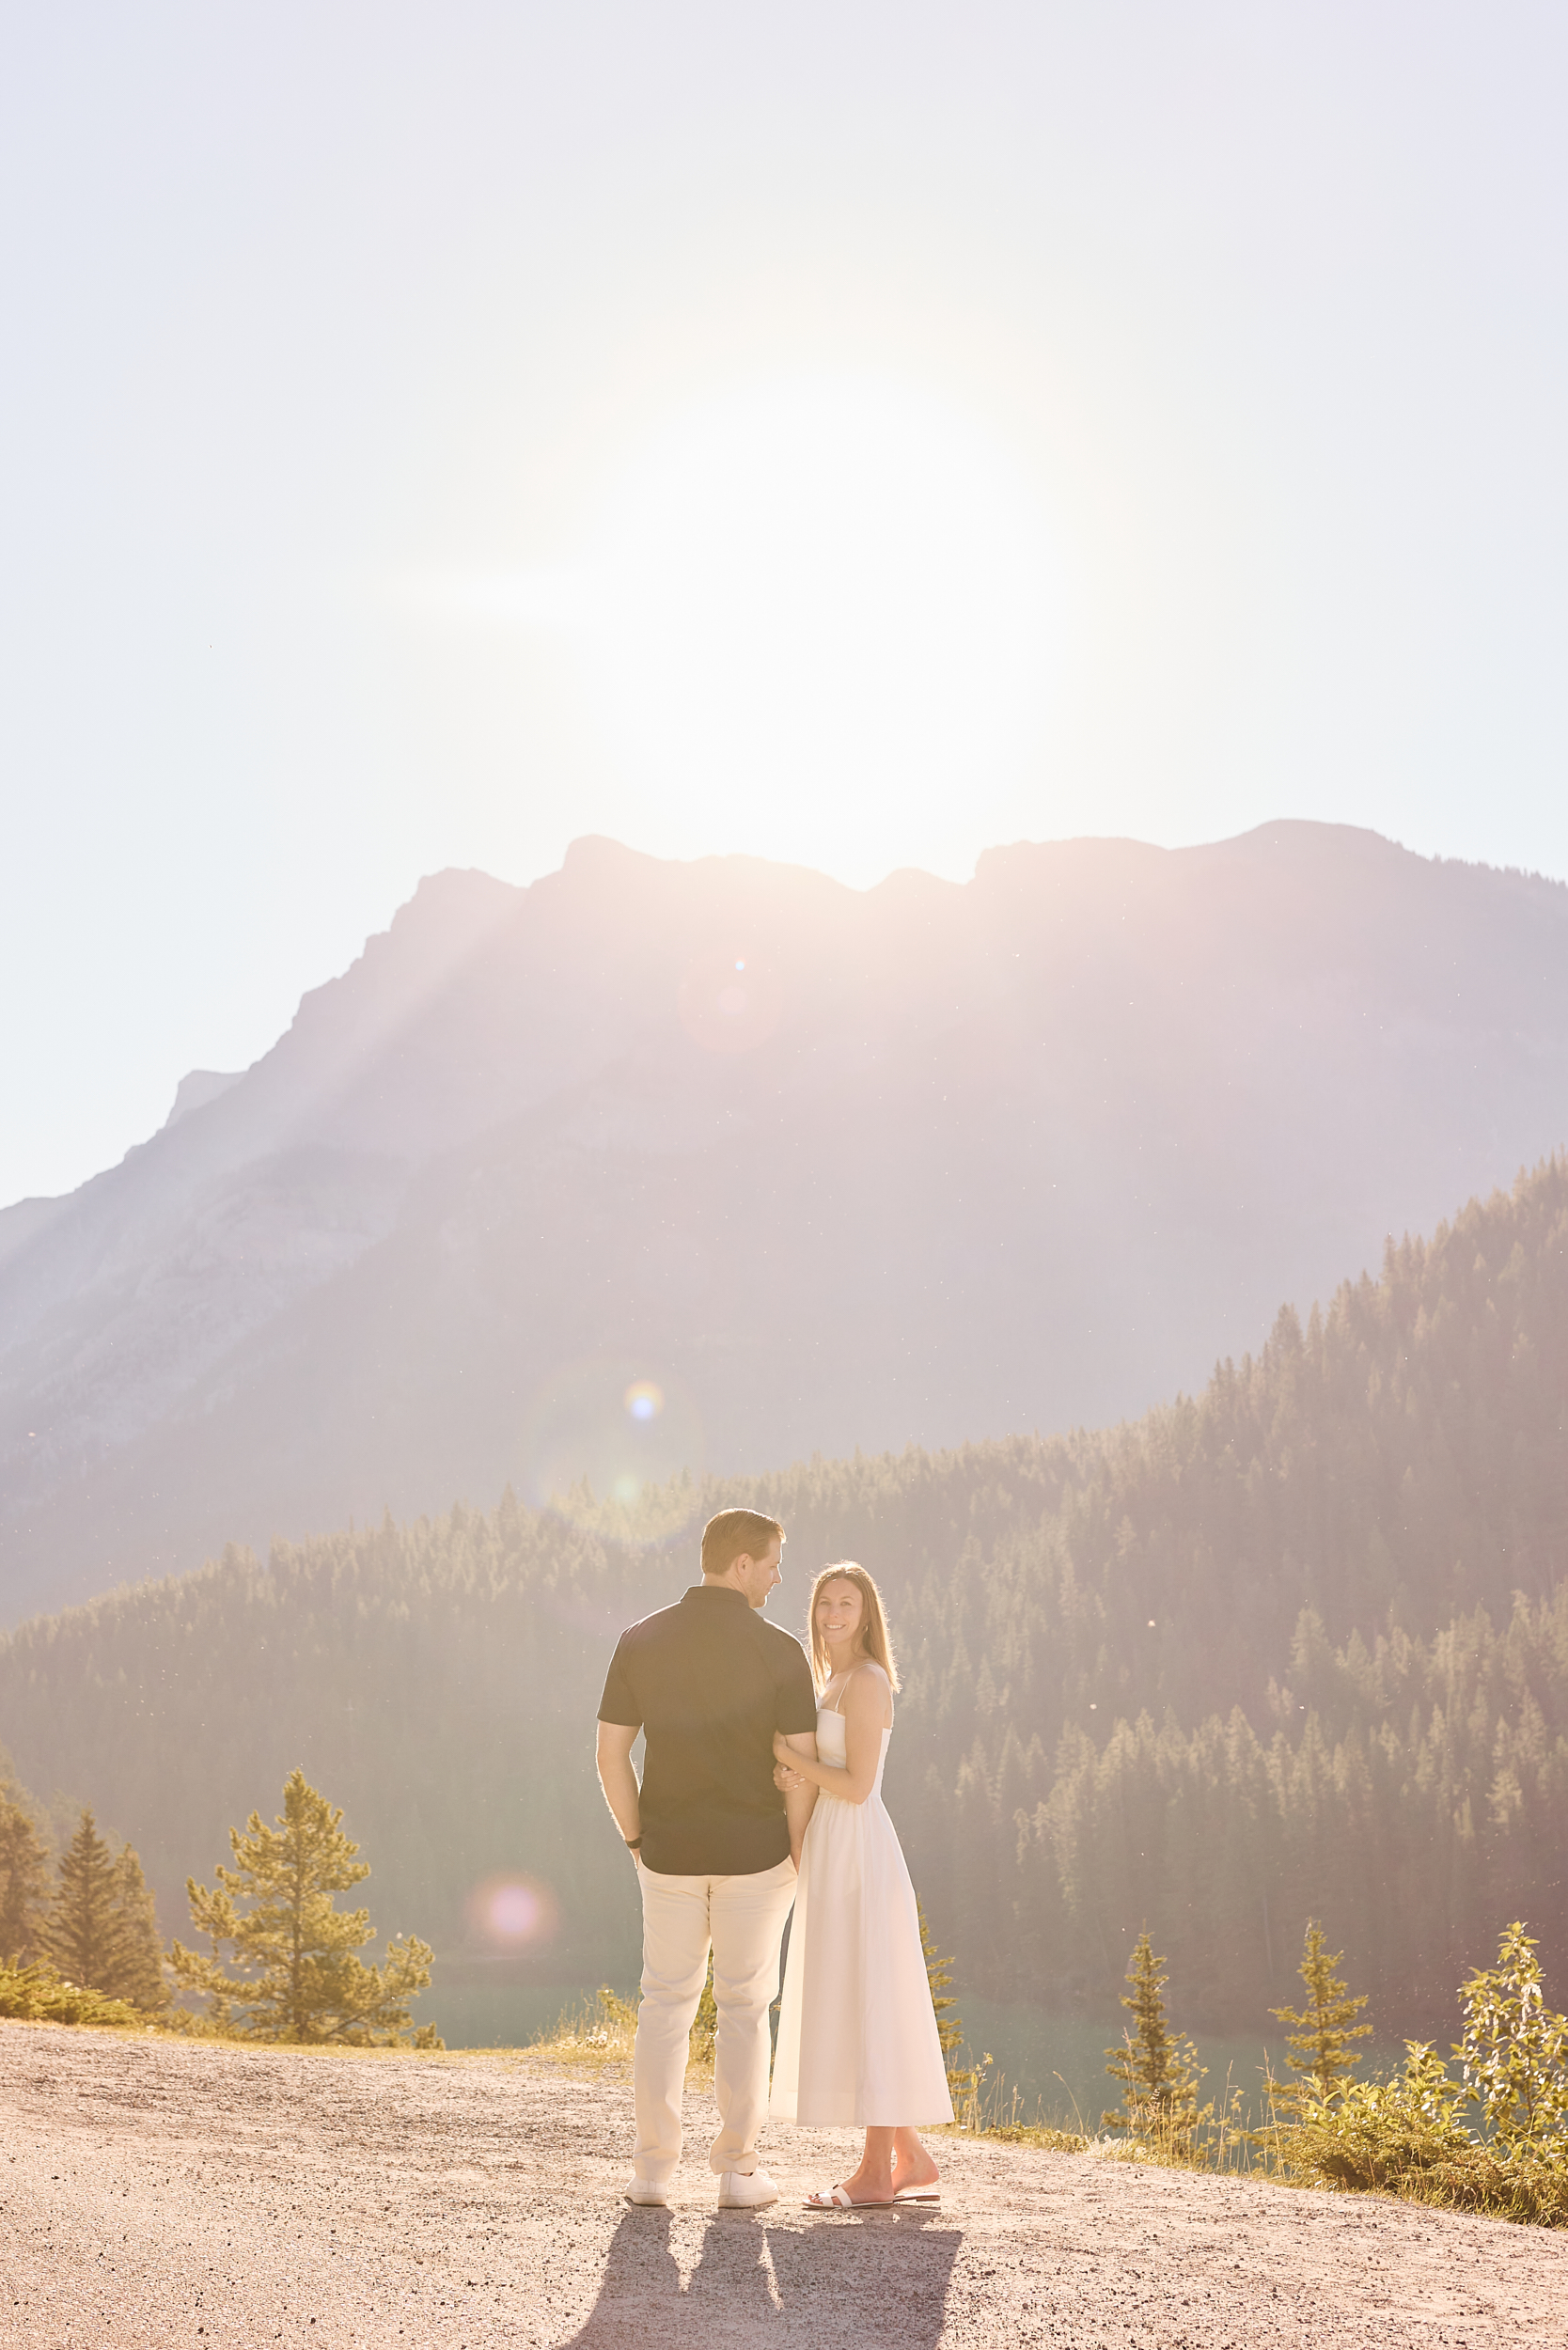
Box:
[3,2020,1563,2346]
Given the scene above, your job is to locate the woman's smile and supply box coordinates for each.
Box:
[816,1579,865,1649]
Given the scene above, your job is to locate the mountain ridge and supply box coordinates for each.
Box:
[3,819,1566,1624]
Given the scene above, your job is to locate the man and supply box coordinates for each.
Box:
[596,1506,820,2209]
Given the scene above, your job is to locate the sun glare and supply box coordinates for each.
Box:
[406,372,1062,880]
[577,375,1058,874]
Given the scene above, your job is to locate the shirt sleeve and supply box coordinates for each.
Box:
[597,1636,643,1728]
[773,1633,821,1735]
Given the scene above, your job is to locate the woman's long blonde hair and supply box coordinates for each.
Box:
[807,1561,901,1694]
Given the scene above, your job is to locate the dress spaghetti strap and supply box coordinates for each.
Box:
[826,1663,861,1716]
[826,1659,893,1727]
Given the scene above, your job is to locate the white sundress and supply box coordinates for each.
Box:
[769,1672,955,2127]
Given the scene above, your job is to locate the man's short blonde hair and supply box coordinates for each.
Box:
[700,1507,784,1578]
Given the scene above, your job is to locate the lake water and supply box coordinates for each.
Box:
[426,1978,1403,2138]
[953,1999,1403,2136]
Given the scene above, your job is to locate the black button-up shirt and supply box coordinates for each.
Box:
[598,1584,820,1875]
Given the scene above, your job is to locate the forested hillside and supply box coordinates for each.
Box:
[9,822,1568,1625]
[2,1158,1565,2032]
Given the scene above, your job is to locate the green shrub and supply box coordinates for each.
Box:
[0,1956,144,2029]
[1275,1923,1568,2225]
[1455,1922,1568,2150]
[1279,2040,1471,2190]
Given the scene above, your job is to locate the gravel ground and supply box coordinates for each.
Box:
[3,2019,1564,2346]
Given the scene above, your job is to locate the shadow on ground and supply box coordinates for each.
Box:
[559,2204,963,2345]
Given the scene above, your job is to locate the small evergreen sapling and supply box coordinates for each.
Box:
[0,1784,51,1964]
[919,1902,962,2065]
[920,1900,983,2105]
[1271,1920,1372,2102]
[110,1845,169,2013]
[1103,1929,1204,2138]
[169,1767,441,2045]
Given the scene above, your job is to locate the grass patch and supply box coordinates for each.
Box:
[529,1958,726,2081]
[941,2055,1089,2154]
[528,1984,653,2075]
[959,2119,1090,2153]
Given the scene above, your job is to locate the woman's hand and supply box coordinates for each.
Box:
[774,1759,804,1791]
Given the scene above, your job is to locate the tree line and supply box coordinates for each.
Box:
[918,1578,1568,2021]
[0,1785,164,2009]
[1099,1915,1568,2226]
[2,1157,1564,2033]
[2,1762,438,2044]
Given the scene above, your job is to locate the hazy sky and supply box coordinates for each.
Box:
[5,3,1567,1205]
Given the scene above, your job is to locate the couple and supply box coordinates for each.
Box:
[595,1506,953,2211]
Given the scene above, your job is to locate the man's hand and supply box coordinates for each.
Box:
[596,1721,642,1855]
[779,1729,818,1867]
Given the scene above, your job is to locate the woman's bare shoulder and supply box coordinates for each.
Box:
[845,1661,892,1710]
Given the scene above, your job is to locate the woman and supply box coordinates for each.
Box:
[769,1561,953,2207]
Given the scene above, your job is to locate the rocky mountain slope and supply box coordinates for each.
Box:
[3,822,1566,1621]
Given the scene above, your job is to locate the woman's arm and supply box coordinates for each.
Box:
[772,1668,887,1806]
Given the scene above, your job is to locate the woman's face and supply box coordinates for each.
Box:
[816,1577,866,1650]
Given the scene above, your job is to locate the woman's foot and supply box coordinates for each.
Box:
[826,2125,897,2205]
[833,2160,896,2203]
[890,2131,940,2198]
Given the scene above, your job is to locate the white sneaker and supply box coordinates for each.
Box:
[624,2178,668,2206]
[717,2168,779,2209]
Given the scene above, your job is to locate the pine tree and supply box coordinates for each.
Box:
[919,1903,962,2062]
[46,1810,128,1993]
[1103,1928,1203,2133]
[106,1846,168,2012]
[0,1784,51,1964]
[1271,1920,1372,2100]
[168,1768,441,2045]
[921,1898,989,2107]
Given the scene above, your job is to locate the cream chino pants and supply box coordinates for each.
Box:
[632,1854,798,2186]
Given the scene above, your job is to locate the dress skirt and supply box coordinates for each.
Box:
[770,1720,955,2128]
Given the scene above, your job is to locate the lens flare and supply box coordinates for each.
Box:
[678,949,783,1055]
[467,1872,559,1948]
[518,1356,706,1531]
